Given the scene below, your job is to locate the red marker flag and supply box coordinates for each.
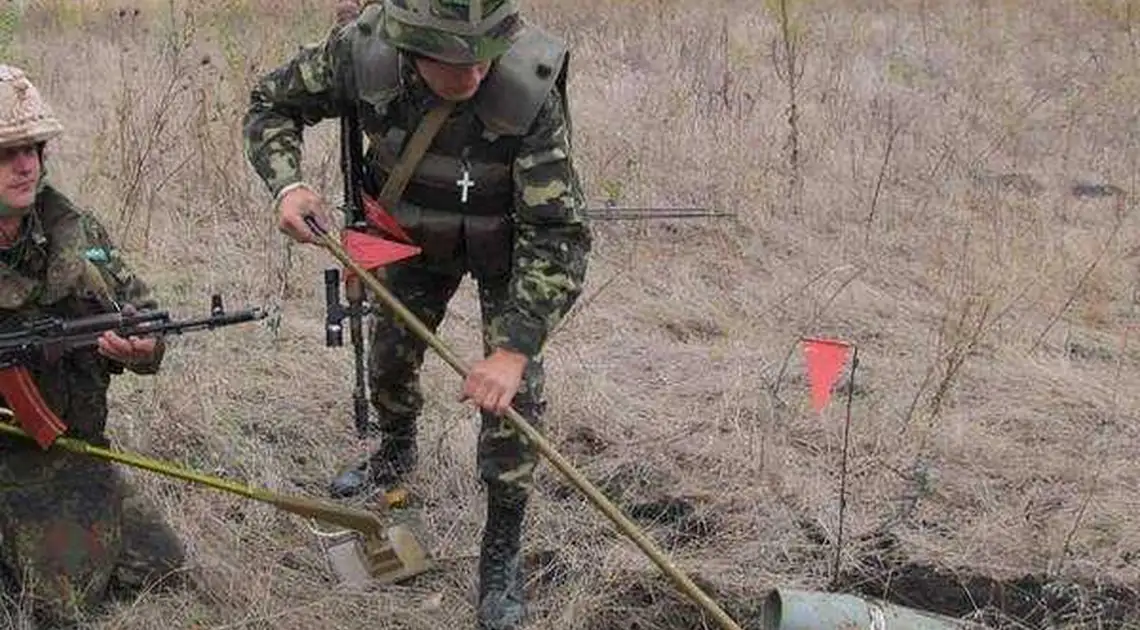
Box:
[362,195,415,244]
[802,337,852,413]
[340,229,421,280]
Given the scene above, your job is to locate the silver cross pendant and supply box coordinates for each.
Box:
[457,148,474,204]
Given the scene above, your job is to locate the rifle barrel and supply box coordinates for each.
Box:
[585,207,734,220]
[0,304,266,369]
[116,308,267,337]
[58,310,170,336]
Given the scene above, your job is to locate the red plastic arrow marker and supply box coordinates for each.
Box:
[801,337,851,413]
[341,229,421,277]
[362,194,415,245]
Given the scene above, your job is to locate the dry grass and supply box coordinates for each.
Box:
[4,0,1140,627]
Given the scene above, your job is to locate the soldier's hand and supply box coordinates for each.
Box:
[460,348,528,415]
[97,330,159,366]
[278,183,332,244]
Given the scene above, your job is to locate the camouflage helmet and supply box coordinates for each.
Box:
[382,0,524,65]
[0,65,63,150]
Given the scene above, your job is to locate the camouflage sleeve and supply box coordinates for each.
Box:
[241,25,351,199]
[77,213,165,375]
[488,88,592,359]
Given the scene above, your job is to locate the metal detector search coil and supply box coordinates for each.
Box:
[310,519,433,587]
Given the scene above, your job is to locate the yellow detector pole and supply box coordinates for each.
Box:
[0,415,406,538]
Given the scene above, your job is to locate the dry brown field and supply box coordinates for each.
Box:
[4,0,1140,627]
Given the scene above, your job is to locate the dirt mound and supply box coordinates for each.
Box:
[834,559,1140,628]
[576,536,1140,630]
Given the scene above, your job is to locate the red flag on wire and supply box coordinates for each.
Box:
[340,229,421,280]
[802,337,852,413]
[338,195,421,281]
[362,195,415,244]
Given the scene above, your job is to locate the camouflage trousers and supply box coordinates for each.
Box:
[364,258,546,495]
[0,444,186,627]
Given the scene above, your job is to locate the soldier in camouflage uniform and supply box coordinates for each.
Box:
[0,65,187,626]
[242,1,590,627]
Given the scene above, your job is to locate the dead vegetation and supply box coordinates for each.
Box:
[3,0,1140,627]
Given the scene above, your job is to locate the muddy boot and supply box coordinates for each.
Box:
[328,432,417,499]
[477,483,527,630]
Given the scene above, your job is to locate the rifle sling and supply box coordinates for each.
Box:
[376,100,457,209]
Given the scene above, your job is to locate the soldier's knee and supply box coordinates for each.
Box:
[484,478,530,511]
[367,343,424,380]
[145,524,187,575]
[111,533,188,596]
[368,383,423,422]
[117,496,188,593]
[476,418,540,490]
[478,461,537,494]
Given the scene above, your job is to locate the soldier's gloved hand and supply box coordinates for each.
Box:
[276,182,332,244]
[460,348,528,415]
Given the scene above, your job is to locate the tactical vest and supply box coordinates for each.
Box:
[0,186,124,448]
[343,4,570,279]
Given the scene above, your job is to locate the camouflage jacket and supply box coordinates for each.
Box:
[242,20,591,359]
[0,184,163,447]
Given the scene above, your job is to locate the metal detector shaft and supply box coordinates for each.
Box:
[0,418,405,537]
[304,216,745,630]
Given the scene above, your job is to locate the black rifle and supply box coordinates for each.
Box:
[0,294,266,448]
[324,89,375,439]
[0,294,265,365]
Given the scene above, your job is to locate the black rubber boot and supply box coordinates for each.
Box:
[328,433,417,499]
[476,483,527,630]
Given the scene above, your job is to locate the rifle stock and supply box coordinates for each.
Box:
[0,366,67,448]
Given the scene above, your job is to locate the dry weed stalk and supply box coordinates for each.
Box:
[767,0,806,215]
[863,98,906,239]
[1030,195,1131,353]
[902,282,993,458]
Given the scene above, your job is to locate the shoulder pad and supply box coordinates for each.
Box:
[476,24,569,136]
[348,2,401,109]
